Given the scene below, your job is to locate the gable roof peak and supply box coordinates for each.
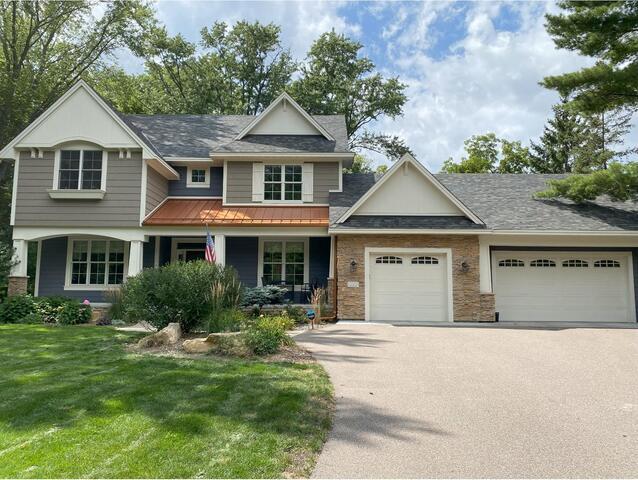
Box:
[234,92,335,141]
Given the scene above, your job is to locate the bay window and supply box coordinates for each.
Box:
[68,239,126,288]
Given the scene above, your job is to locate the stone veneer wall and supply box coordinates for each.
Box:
[335,234,495,322]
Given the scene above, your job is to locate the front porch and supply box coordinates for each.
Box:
[10,232,332,305]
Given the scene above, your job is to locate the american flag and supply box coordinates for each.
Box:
[205,228,216,263]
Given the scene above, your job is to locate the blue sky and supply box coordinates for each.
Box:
[115,1,619,171]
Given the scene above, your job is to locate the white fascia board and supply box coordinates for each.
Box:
[329,228,492,235]
[336,153,484,225]
[147,157,179,180]
[490,229,638,237]
[143,226,330,237]
[211,152,354,160]
[234,92,335,141]
[165,157,214,164]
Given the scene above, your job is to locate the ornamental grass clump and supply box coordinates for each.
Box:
[121,260,242,332]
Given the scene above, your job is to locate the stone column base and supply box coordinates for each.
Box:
[7,276,29,296]
[476,293,496,322]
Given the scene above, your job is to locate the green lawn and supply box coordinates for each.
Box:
[0,325,333,478]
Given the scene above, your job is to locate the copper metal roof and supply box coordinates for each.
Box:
[144,199,329,226]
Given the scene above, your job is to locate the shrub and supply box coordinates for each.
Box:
[57,301,92,325]
[241,285,288,307]
[35,296,70,323]
[0,294,35,323]
[283,305,308,325]
[121,261,242,332]
[18,312,43,324]
[204,307,245,333]
[244,315,294,355]
[104,288,124,322]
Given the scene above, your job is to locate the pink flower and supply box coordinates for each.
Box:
[83,299,91,305]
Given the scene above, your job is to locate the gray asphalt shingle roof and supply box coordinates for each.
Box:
[330,173,638,232]
[123,114,349,158]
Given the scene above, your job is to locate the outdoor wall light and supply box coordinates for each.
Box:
[350,259,358,273]
[460,261,470,273]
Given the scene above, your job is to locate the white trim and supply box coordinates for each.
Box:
[214,234,226,266]
[165,157,213,163]
[34,240,42,296]
[186,165,210,188]
[47,189,105,200]
[364,247,454,323]
[51,147,107,192]
[336,153,484,225]
[224,202,329,207]
[10,239,29,276]
[64,237,129,290]
[328,235,335,278]
[234,92,335,142]
[302,162,314,203]
[212,152,353,160]
[140,158,148,225]
[252,162,264,202]
[257,237,310,288]
[329,228,490,235]
[154,235,160,268]
[12,226,329,241]
[492,229,638,236]
[10,156,19,225]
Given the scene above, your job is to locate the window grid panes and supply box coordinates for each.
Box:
[262,241,305,286]
[562,259,588,268]
[411,256,438,265]
[70,240,125,286]
[59,150,103,190]
[498,259,524,267]
[264,164,302,201]
[594,260,621,268]
[530,259,556,267]
[191,169,206,183]
[376,256,403,264]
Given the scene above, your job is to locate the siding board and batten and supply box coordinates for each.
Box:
[15,151,142,227]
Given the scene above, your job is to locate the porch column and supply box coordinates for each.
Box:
[214,234,226,266]
[128,240,144,277]
[8,239,29,296]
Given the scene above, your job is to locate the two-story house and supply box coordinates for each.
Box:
[4,80,638,325]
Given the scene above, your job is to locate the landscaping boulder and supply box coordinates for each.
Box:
[182,332,240,354]
[137,322,182,348]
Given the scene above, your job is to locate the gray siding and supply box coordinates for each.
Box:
[37,237,110,303]
[146,168,168,215]
[168,166,223,197]
[15,151,142,227]
[226,236,258,287]
[225,162,253,203]
[309,237,331,287]
[224,161,341,204]
[313,162,340,203]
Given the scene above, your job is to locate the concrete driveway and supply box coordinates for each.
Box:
[295,323,638,478]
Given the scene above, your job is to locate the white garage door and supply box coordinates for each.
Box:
[368,253,448,322]
[492,251,635,322]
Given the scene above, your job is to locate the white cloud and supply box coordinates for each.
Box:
[371,1,593,171]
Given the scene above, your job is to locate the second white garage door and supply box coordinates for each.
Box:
[368,252,449,322]
[492,251,635,322]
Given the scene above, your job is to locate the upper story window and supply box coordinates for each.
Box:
[58,150,103,190]
[264,165,302,201]
[186,166,210,188]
